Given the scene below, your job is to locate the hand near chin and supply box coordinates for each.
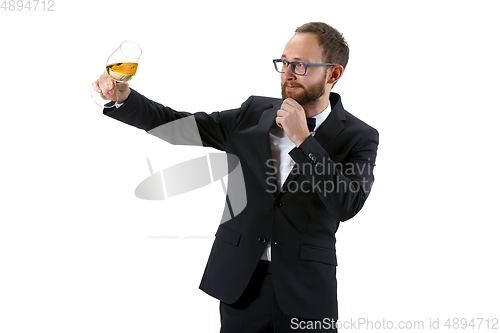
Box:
[276,98,311,147]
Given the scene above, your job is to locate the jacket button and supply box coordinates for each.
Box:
[258,237,267,244]
[308,153,318,164]
[273,201,282,208]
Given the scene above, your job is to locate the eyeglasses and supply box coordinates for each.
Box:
[273,59,336,76]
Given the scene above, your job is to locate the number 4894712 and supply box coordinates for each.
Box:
[1,0,55,11]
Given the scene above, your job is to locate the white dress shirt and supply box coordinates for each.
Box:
[261,101,331,261]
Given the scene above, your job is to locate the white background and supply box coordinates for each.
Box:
[1,0,499,332]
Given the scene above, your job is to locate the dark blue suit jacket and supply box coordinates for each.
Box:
[104,89,379,320]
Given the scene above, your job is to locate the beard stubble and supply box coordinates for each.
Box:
[281,70,327,107]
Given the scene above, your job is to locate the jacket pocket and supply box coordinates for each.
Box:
[300,244,337,266]
[215,226,241,246]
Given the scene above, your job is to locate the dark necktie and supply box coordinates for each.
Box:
[306,117,316,133]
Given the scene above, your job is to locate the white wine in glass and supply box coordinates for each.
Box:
[106,62,138,82]
[92,41,142,108]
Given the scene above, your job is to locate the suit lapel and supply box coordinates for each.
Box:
[313,93,346,152]
[256,100,282,193]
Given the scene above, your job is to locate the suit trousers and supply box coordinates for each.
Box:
[219,261,338,333]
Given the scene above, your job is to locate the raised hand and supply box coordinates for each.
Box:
[276,98,311,147]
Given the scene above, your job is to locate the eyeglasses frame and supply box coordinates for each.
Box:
[273,59,337,76]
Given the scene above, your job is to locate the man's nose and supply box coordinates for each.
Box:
[283,63,296,80]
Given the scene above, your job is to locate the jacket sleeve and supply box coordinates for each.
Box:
[103,89,251,151]
[288,127,379,221]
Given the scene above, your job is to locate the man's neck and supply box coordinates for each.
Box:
[303,94,330,117]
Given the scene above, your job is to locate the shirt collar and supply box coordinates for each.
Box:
[310,101,331,133]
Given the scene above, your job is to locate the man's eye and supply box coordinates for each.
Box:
[296,62,305,69]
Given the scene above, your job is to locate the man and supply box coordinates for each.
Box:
[93,22,379,332]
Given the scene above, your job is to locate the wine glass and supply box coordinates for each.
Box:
[91,41,142,108]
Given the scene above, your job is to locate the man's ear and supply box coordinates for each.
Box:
[327,65,344,85]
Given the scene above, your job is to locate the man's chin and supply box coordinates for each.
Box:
[282,89,304,101]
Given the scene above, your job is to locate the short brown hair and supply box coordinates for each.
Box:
[295,22,349,70]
